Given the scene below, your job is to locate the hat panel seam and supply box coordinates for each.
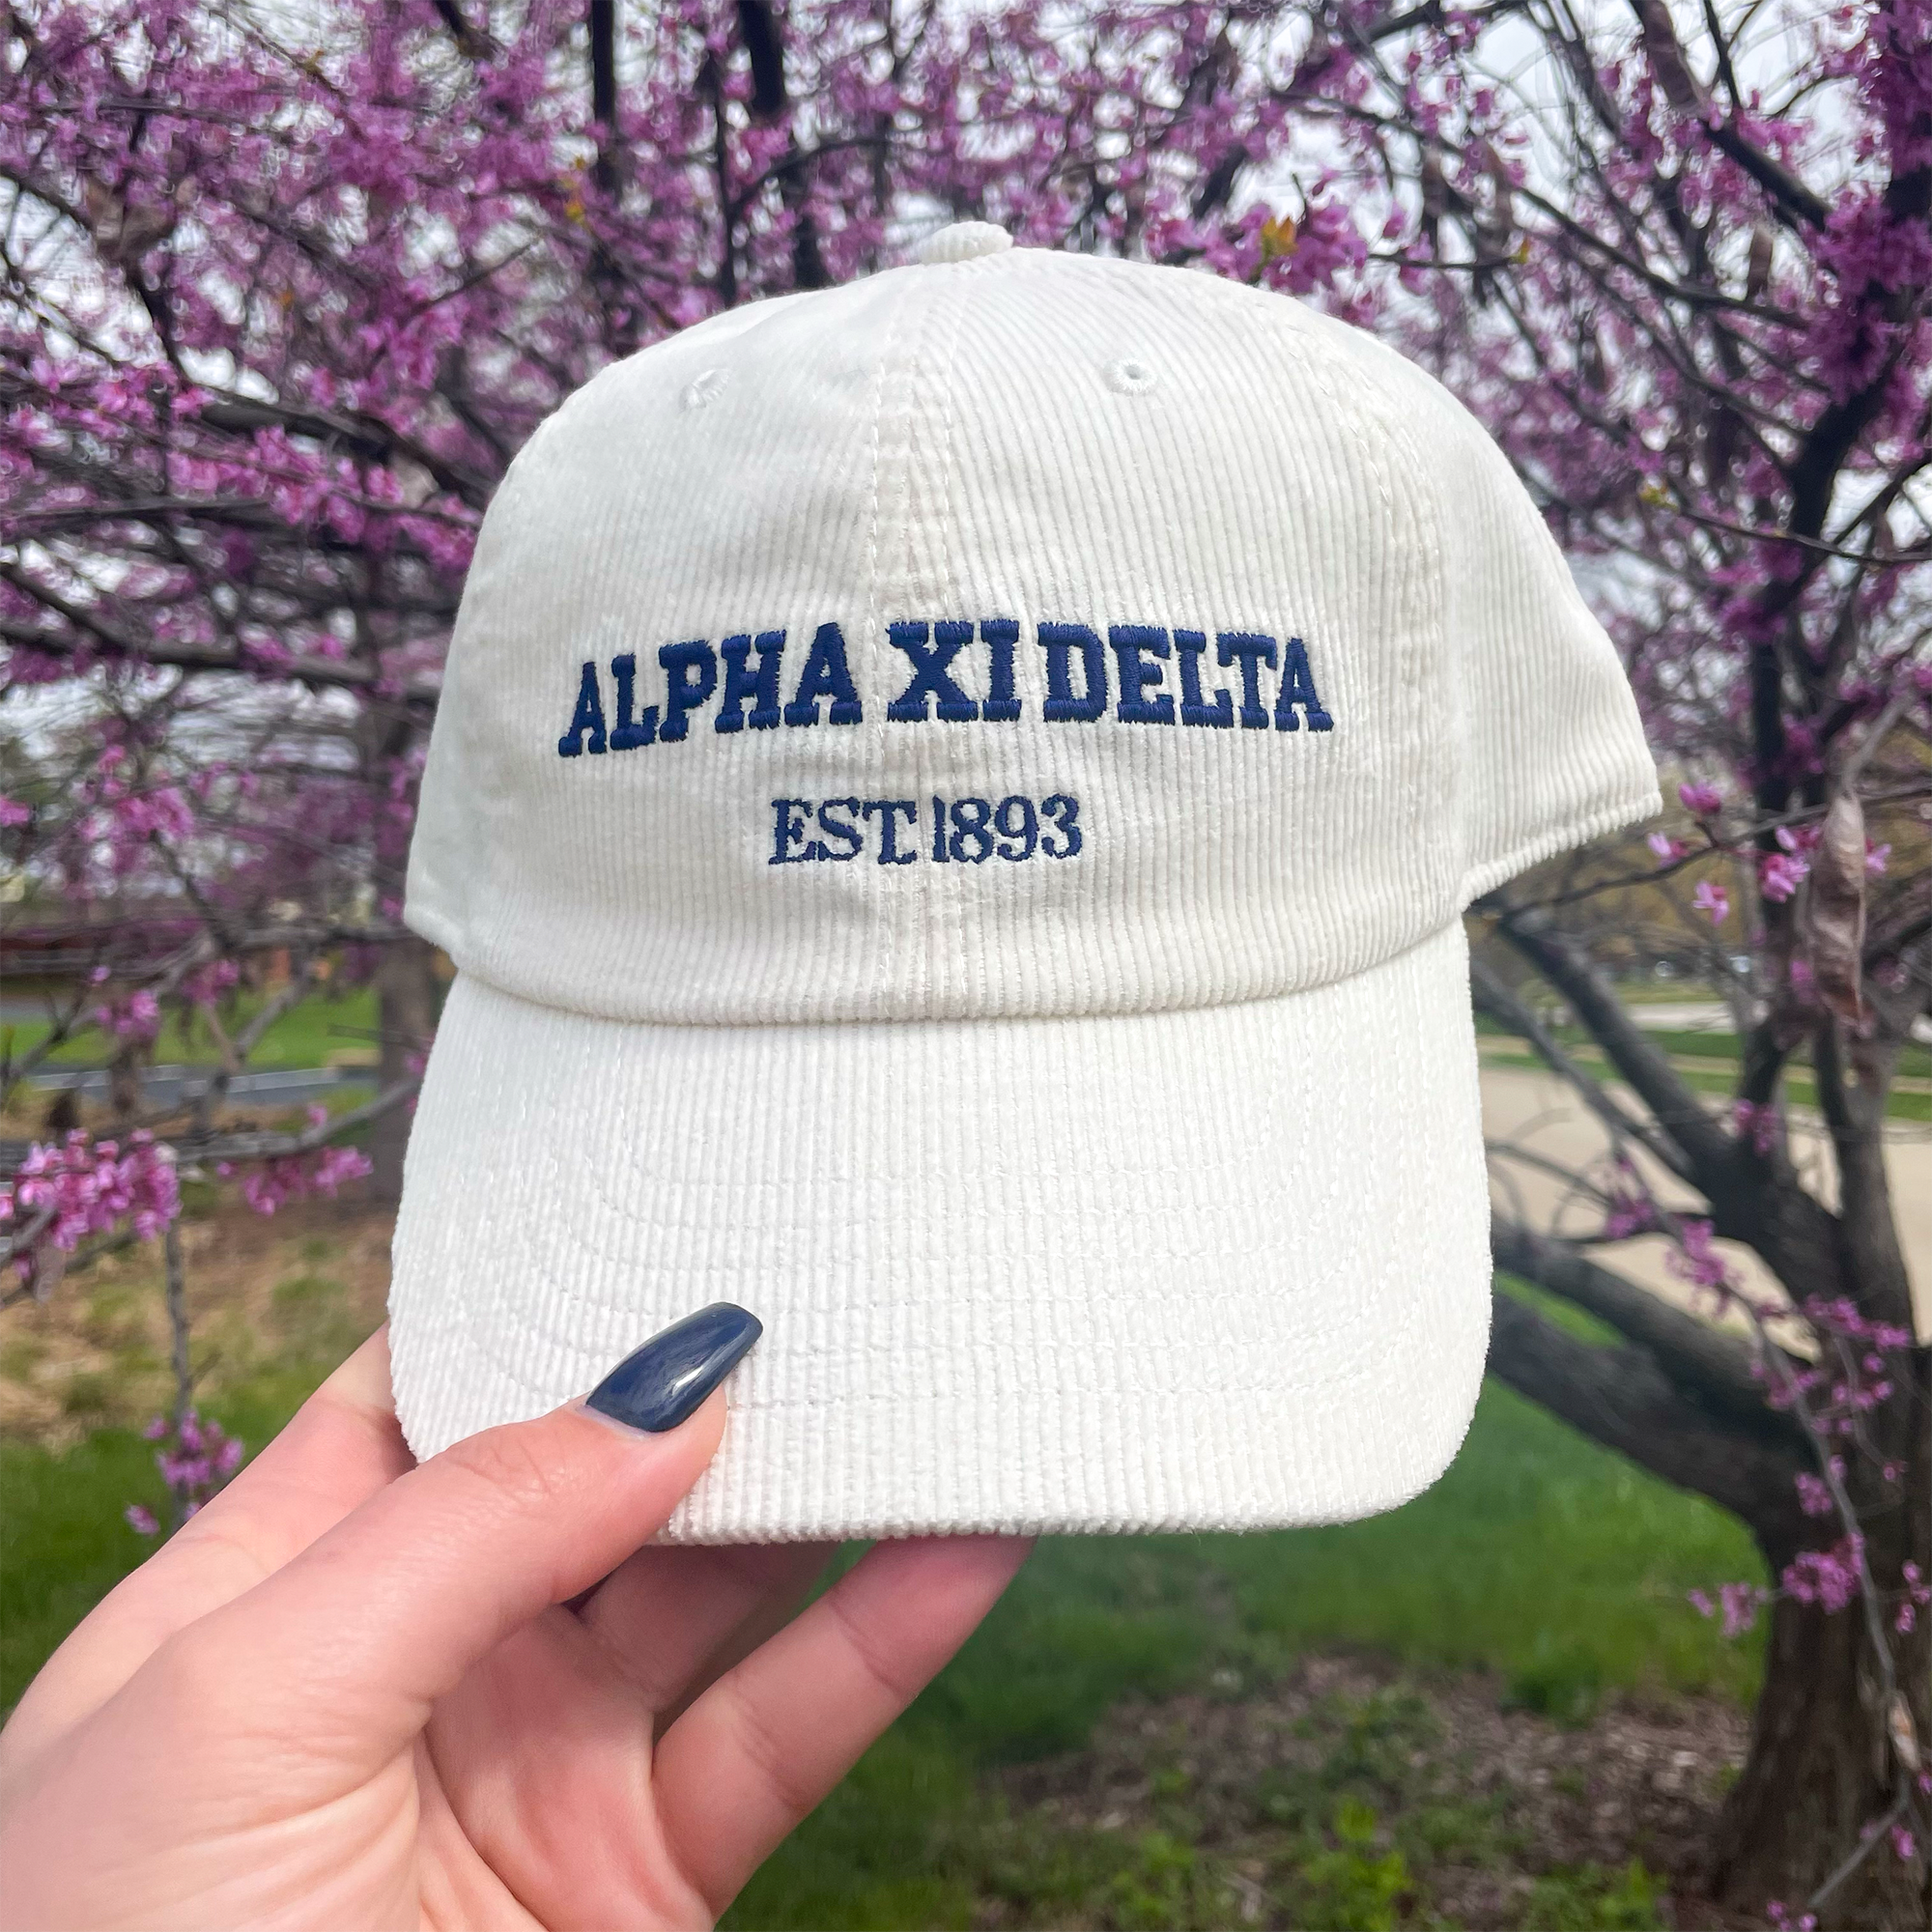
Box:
[861,270,921,1009]
[1343,340,1458,912]
[1244,308,1447,927]
[919,263,986,1006]
[869,269,943,1012]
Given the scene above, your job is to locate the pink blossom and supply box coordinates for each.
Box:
[1794,1464,1840,1517]
[1689,1579,1764,1637]
[93,988,161,1042]
[0,795,32,828]
[1733,1098,1781,1156]
[1804,1297,1913,1351]
[180,959,241,1009]
[4,1132,181,1278]
[1691,880,1729,924]
[1757,851,1807,902]
[1647,831,1685,861]
[1668,1218,1732,1293]
[129,1407,245,1536]
[1602,1157,1658,1237]
[1781,1535,1864,1614]
[1898,1560,1930,1634]
[1678,782,1723,816]
[1603,1195,1658,1239]
[241,1144,374,1215]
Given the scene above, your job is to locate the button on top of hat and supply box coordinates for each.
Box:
[915,220,1013,266]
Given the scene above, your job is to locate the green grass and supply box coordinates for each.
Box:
[1477,1041,1931,1122]
[3,1316,1761,1928]
[3,985,383,1073]
[0,1367,325,1706]
[729,1372,1756,1927]
[1475,1010,1931,1082]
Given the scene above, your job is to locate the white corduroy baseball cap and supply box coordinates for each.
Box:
[390,219,1658,1542]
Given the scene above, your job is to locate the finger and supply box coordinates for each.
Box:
[577,1540,833,1718]
[175,1325,412,1559]
[172,1391,730,1789]
[654,1535,1032,1915]
[0,1330,409,1778]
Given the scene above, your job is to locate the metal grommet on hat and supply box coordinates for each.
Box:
[391,236,1661,1543]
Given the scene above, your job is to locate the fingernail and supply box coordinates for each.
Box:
[585,1303,762,1433]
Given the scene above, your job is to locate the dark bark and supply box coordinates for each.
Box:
[107,1041,143,1123]
[1486,1286,1808,1544]
[1815,1019,1917,1327]
[735,0,784,116]
[703,52,736,309]
[369,938,439,1202]
[588,0,618,195]
[1472,952,1690,1179]
[1709,1361,1932,1926]
[1491,1222,1804,1447]
[1493,906,1739,1182]
[162,1218,195,1536]
[777,152,828,292]
[1492,906,1852,1300]
[1492,1237,1931,1929]
[427,0,496,61]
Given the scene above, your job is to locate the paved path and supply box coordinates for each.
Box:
[1480,1063,1931,1340]
[25,1065,367,1110]
[1615,999,1932,1044]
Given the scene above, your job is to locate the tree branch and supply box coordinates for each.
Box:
[1470,951,1693,1180]
[735,0,785,116]
[1489,904,1737,1182]
[1,619,434,703]
[1487,1286,1807,1550]
[1492,1218,1805,1447]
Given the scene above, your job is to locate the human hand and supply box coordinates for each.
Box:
[0,1311,1031,1930]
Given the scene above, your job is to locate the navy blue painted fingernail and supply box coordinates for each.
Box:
[585,1303,762,1433]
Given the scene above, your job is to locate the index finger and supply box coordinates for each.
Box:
[0,1328,409,1776]
[653,1534,1032,1917]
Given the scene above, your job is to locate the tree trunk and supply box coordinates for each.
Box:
[369,936,439,1202]
[107,1041,143,1123]
[1491,1282,1931,1929]
[1709,1492,1931,1926]
[1708,1329,1932,1932]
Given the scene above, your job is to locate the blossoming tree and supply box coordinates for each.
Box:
[3,0,1926,1918]
[1400,9,1932,1918]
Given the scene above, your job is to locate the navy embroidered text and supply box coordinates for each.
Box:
[774,795,1082,866]
[557,619,1332,755]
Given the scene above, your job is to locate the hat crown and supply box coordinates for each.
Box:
[408,247,1654,1024]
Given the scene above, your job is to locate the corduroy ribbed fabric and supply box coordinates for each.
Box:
[389,226,1661,1536]
[393,920,1489,1539]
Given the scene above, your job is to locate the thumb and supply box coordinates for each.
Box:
[187,1304,759,1756]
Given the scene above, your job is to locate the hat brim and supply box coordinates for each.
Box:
[387,919,1492,1541]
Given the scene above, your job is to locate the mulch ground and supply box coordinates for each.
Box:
[0,1190,392,1446]
[983,1653,1752,1929]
